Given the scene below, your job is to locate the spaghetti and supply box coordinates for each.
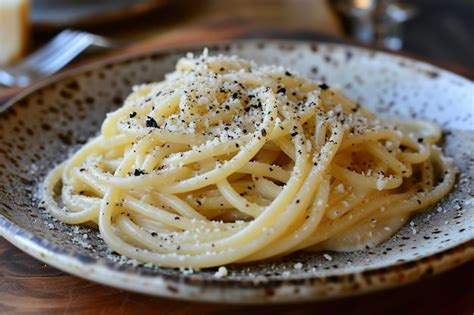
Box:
[42,51,456,268]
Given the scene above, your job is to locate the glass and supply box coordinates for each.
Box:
[334,0,416,50]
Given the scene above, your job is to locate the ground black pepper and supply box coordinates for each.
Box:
[146,116,158,128]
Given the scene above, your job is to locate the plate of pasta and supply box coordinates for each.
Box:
[0,40,472,303]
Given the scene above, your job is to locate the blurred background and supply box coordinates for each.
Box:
[0,1,473,313]
[0,0,473,93]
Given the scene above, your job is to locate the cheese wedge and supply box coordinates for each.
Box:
[0,0,30,65]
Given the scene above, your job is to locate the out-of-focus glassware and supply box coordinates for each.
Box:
[0,0,30,66]
[333,0,416,50]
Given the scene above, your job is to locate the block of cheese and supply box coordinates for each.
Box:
[0,0,30,65]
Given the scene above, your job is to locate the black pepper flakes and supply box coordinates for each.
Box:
[277,87,286,95]
[318,83,329,90]
[145,116,158,128]
[134,169,146,176]
[129,111,137,118]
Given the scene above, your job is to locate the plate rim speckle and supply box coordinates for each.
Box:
[0,39,473,304]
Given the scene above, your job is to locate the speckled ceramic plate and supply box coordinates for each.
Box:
[0,41,473,303]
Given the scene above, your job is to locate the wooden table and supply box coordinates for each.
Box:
[0,1,473,314]
[0,237,472,314]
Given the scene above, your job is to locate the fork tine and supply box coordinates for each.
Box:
[21,31,86,71]
[1,29,123,87]
[17,30,77,70]
[33,32,91,71]
[11,32,91,82]
[34,33,93,76]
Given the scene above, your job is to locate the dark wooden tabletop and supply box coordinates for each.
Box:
[1,237,473,314]
[0,1,473,314]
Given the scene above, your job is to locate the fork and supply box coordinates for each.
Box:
[0,29,125,87]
